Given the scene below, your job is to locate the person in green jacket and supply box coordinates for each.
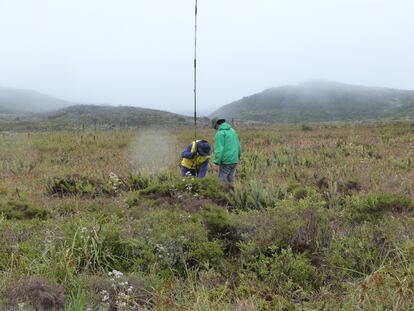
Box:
[211,118,241,186]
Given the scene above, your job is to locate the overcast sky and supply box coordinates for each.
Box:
[1,0,413,115]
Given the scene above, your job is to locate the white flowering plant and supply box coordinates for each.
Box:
[94,270,151,311]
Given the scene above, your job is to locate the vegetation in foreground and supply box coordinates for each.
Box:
[0,122,414,310]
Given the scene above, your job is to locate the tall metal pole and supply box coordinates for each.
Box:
[194,0,198,141]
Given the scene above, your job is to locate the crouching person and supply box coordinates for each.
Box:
[180,140,211,178]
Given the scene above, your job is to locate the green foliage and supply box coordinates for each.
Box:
[293,186,314,200]
[326,219,407,277]
[0,220,47,273]
[65,288,87,311]
[135,210,224,273]
[238,245,321,299]
[228,181,277,210]
[301,124,313,131]
[59,219,121,273]
[199,205,230,237]
[46,173,155,198]
[129,177,229,208]
[125,173,151,191]
[234,204,333,258]
[343,265,414,310]
[0,201,50,220]
[46,175,112,197]
[199,205,241,254]
[346,193,414,221]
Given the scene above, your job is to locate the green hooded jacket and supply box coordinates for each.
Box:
[213,122,241,165]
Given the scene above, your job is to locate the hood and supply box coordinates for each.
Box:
[217,122,232,131]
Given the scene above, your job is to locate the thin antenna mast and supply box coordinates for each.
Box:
[193,0,198,141]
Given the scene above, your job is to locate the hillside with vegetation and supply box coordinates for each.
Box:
[0,122,413,310]
[0,87,204,131]
[0,104,204,131]
[211,80,414,123]
[43,105,193,128]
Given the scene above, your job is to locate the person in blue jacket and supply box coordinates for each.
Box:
[180,140,211,178]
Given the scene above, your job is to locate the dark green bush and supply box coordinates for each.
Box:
[301,124,313,131]
[0,201,50,220]
[125,173,151,191]
[199,205,242,254]
[293,186,312,200]
[46,175,111,197]
[46,173,146,197]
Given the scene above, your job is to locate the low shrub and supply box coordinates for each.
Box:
[134,210,225,273]
[199,205,242,255]
[129,178,229,209]
[234,205,333,256]
[326,220,405,277]
[293,186,314,201]
[337,179,362,195]
[125,173,151,191]
[46,174,112,197]
[55,211,226,275]
[46,173,151,197]
[238,245,321,299]
[0,201,50,220]
[301,124,313,131]
[346,193,414,221]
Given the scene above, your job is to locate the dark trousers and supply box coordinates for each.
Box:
[218,164,237,183]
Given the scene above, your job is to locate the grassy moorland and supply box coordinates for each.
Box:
[0,122,413,310]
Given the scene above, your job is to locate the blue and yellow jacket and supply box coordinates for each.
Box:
[181,141,210,177]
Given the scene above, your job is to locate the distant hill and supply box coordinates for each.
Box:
[0,104,204,131]
[0,86,72,114]
[211,81,414,123]
[44,104,192,128]
[0,86,203,131]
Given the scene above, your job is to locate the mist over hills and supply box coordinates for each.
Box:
[0,104,199,131]
[0,86,73,114]
[3,81,414,131]
[0,87,199,131]
[211,81,414,123]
